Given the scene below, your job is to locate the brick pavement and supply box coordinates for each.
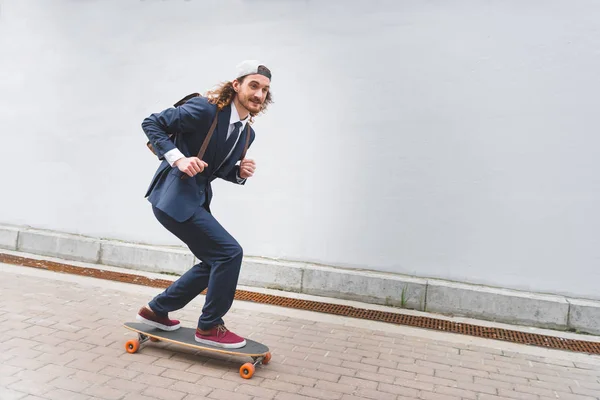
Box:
[1,263,600,400]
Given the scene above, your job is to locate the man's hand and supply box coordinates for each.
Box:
[239,159,256,179]
[174,157,208,177]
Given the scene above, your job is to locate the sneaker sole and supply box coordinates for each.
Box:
[194,336,247,349]
[136,314,181,331]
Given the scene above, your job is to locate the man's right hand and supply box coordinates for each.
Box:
[174,157,208,177]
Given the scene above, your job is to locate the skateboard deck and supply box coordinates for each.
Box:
[123,322,271,379]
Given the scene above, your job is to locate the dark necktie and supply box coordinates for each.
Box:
[225,121,242,152]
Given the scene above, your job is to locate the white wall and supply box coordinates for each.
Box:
[1,0,599,300]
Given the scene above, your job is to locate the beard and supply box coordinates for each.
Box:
[240,94,263,113]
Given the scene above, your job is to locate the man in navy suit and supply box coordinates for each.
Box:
[136,61,273,348]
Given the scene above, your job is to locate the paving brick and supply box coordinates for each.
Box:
[6,347,43,359]
[338,376,378,390]
[574,380,600,391]
[261,379,302,393]
[353,388,396,400]
[434,369,474,383]
[283,356,317,369]
[307,354,344,366]
[84,384,128,400]
[49,376,93,392]
[0,387,27,399]
[13,369,62,383]
[393,362,435,376]
[207,389,252,400]
[416,372,458,388]
[73,370,111,385]
[141,386,187,400]
[552,392,598,400]
[128,361,168,376]
[355,370,396,384]
[455,381,498,395]
[298,386,344,399]
[0,376,20,387]
[197,376,240,391]
[105,377,147,393]
[161,368,200,383]
[449,365,492,378]
[236,384,278,399]
[392,378,435,392]
[43,388,89,400]
[569,386,600,398]
[267,393,320,400]
[299,368,340,383]
[185,363,228,378]
[168,381,213,397]
[314,380,357,395]
[486,372,528,385]
[340,361,379,374]
[340,396,383,400]
[7,380,55,397]
[473,376,516,390]
[99,365,142,380]
[65,358,106,373]
[153,358,194,371]
[420,390,461,400]
[0,364,23,376]
[378,382,420,397]
[311,341,348,354]
[123,394,163,400]
[276,372,319,386]
[435,385,478,399]
[316,364,356,377]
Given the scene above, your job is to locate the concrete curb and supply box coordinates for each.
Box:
[1,224,598,335]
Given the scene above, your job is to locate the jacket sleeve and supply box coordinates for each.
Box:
[141,98,210,161]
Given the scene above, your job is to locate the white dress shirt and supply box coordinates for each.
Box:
[164,103,249,182]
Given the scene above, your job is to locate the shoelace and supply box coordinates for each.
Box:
[216,325,229,337]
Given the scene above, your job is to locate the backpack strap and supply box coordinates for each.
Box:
[240,123,250,161]
[196,109,219,160]
[173,93,200,107]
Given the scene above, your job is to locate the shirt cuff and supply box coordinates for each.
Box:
[164,148,185,167]
[236,170,246,184]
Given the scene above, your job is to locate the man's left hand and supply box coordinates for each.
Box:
[239,159,256,179]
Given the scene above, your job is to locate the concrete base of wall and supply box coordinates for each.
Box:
[1,224,599,335]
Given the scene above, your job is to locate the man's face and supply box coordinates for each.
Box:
[235,74,270,113]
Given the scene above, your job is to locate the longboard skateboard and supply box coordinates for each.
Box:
[123,322,271,379]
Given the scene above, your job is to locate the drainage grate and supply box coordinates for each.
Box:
[2,252,599,355]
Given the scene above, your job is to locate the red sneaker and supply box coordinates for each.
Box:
[195,325,246,349]
[136,306,181,331]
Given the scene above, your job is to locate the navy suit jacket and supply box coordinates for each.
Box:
[141,96,256,222]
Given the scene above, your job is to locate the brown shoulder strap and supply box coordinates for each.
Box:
[174,93,200,107]
[173,93,219,161]
[196,110,219,160]
[180,105,219,180]
[240,123,251,161]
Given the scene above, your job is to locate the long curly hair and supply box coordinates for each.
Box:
[204,74,273,123]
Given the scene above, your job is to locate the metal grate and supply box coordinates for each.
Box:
[2,252,599,355]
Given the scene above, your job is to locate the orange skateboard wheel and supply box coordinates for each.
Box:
[125,339,139,354]
[262,352,272,365]
[240,363,255,379]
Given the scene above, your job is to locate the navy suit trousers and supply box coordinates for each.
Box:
[148,205,243,330]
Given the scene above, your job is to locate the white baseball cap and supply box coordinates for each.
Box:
[235,60,272,81]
